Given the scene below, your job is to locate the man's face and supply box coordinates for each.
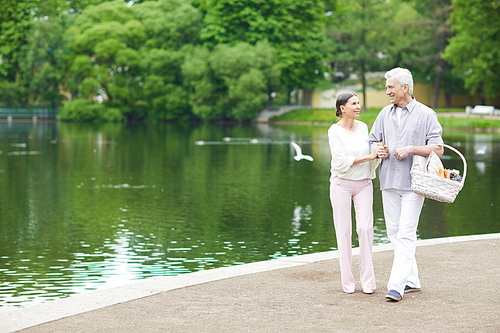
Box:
[385,77,408,107]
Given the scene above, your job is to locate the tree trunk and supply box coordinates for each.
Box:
[432,68,442,109]
[445,92,451,108]
[360,9,367,113]
[478,83,485,105]
[432,33,448,109]
[361,61,366,112]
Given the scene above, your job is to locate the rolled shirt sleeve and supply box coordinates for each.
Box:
[425,111,444,146]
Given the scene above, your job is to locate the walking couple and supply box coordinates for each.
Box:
[328,67,444,302]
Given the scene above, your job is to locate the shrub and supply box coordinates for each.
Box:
[58,99,124,122]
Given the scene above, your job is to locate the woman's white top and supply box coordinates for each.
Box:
[328,120,379,181]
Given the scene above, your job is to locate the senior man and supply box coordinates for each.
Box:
[369,67,444,302]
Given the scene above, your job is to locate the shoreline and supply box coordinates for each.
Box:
[0,112,499,132]
[261,112,500,132]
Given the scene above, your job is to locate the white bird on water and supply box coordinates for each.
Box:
[291,142,313,162]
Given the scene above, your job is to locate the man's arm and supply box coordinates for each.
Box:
[369,110,390,159]
[369,109,385,150]
[394,144,443,160]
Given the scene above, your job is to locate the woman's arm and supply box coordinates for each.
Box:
[328,128,356,173]
[352,145,379,165]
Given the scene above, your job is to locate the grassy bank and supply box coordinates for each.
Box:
[269,108,500,130]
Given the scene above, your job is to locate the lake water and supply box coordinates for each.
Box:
[0,122,499,312]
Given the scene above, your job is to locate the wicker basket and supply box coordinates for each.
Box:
[410,144,467,203]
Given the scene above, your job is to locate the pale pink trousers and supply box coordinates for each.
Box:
[330,177,376,293]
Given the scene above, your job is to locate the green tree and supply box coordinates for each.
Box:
[443,0,500,101]
[140,48,191,120]
[212,42,281,119]
[395,0,465,108]
[0,80,28,107]
[63,1,145,119]
[199,0,326,100]
[182,46,220,120]
[326,0,397,111]
[183,41,281,120]
[133,0,203,120]
[20,19,66,108]
[134,0,203,50]
[33,0,116,19]
[0,0,31,108]
[0,0,31,81]
[0,0,113,82]
[62,0,206,121]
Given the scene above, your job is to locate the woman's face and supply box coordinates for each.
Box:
[341,96,361,119]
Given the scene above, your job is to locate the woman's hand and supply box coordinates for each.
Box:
[354,141,388,165]
[377,141,389,159]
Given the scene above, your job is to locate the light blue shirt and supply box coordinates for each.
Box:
[369,98,444,191]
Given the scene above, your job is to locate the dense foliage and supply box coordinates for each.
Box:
[0,0,498,122]
[443,0,500,101]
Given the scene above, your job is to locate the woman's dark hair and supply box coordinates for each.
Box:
[335,92,357,118]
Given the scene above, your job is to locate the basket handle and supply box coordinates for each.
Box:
[442,144,467,184]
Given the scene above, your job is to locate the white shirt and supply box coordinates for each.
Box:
[396,106,402,125]
[328,120,379,181]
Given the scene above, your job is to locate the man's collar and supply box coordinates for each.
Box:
[393,97,416,112]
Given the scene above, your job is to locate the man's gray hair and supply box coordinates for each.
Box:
[385,67,413,96]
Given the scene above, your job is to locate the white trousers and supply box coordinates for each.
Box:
[382,189,425,295]
[330,178,376,293]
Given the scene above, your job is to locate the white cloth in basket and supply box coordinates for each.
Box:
[411,155,427,172]
[425,150,443,176]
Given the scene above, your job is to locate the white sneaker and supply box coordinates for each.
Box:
[363,289,374,294]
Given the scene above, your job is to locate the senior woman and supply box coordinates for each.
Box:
[328,92,383,294]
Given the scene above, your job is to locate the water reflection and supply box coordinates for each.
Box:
[0,123,499,312]
[473,133,492,174]
[291,204,312,237]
